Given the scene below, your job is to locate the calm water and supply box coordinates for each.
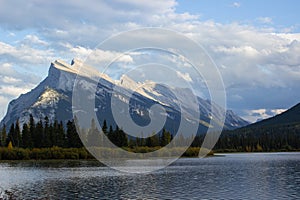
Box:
[0,153,299,199]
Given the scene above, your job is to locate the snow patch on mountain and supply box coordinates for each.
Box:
[33,88,67,108]
[0,59,249,132]
[225,110,249,128]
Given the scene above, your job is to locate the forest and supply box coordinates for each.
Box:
[0,115,174,149]
[0,115,202,159]
[0,115,299,160]
[214,122,300,152]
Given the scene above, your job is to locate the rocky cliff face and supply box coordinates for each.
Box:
[0,59,249,133]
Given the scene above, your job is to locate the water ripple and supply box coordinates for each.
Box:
[0,153,299,199]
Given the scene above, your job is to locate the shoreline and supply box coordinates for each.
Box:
[0,146,299,161]
[0,146,212,160]
[214,149,300,153]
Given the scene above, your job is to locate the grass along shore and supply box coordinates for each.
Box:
[0,146,214,160]
[2,145,299,161]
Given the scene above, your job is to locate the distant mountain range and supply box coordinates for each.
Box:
[215,102,300,151]
[0,59,249,135]
[234,102,300,136]
[246,103,300,128]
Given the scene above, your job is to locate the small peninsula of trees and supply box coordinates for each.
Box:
[0,115,180,160]
[0,115,175,150]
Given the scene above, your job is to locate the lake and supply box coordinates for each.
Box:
[0,153,299,199]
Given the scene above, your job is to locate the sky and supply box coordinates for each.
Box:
[0,0,300,122]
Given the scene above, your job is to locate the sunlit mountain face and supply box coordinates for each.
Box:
[0,59,248,135]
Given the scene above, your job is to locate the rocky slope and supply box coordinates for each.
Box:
[0,59,249,134]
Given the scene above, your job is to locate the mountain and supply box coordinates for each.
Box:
[222,103,300,135]
[249,103,300,128]
[0,59,249,135]
[229,102,300,136]
[215,103,300,151]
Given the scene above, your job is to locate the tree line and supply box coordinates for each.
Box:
[0,115,173,149]
[190,122,300,152]
[0,115,83,149]
[214,123,300,152]
[1,115,299,152]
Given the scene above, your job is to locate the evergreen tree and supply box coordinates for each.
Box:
[57,121,66,147]
[80,127,88,145]
[110,125,120,146]
[106,125,114,147]
[102,120,108,135]
[66,120,73,147]
[14,120,22,148]
[117,129,128,147]
[136,132,145,147]
[34,120,44,148]
[7,123,15,147]
[145,136,152,147]
[128,137,136,148]
[29,114,36,147]
[0,127,2,147]
[51,120,59,146]
[0,125,6,147]
[50,120,65,147]
[160,128,171,146]
[74,116,84,147]
[87,119,101,147]
[43,116,51,147]
[145,133,160,147]
[49,122,54,146]
[21,123,32,148]
[66,120,83,148]
[29,115,35,132]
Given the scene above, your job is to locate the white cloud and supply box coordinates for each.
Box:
[176,71,192,82]
[0,61,42,120]
[242,108,287,122]
[231,94,243,101]
[23,35,49,46]
[69,45,92,59]
[257,17,273,24]
[0,95,10,118]
[215,45,259,57]
[90,49,134,64]
[0,62,40,82]
[1,63,14,75]
[69,46,134,64]
[242,109,270,123]
[0,0,182,45]
[0,85,34,97]
[270,109,287,115]
[0,41,55,65]
[1,76,21,84]
[231,2,241,8]
[276,33,300,41]
[0,0,299,122]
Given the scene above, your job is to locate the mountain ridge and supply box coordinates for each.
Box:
[0,59,249,134]
[243,103,300,129]
[214,102,300,151]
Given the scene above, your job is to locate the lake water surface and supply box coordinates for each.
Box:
[0,153,299,199]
